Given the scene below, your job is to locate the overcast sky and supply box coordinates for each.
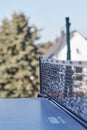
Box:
[0,0,87,43]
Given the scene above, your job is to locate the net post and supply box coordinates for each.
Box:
[65,17,73,97]
[66,17,71,60]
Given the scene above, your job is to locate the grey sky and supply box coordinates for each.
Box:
[0,0,87,43]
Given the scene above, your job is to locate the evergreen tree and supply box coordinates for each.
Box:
[0,12,52,98]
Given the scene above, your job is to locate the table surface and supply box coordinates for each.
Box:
[0,98,85,130]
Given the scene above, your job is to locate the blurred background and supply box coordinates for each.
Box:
[0,0,87,98]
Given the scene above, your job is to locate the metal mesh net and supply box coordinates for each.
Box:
[39,57,87,123]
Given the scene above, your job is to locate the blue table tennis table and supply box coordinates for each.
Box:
[0,98,86,130]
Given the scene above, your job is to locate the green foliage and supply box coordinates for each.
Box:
[0,12,52,98]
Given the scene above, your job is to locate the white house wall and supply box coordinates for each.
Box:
[52,32,87,61]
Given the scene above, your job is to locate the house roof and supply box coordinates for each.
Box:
[43,30,87,58]
[43,30,66,58]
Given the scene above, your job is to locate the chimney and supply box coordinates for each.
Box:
[61,29,65,38]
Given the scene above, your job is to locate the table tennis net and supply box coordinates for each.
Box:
[39,57,87,123]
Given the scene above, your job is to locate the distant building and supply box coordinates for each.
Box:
[44,30,87,61]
